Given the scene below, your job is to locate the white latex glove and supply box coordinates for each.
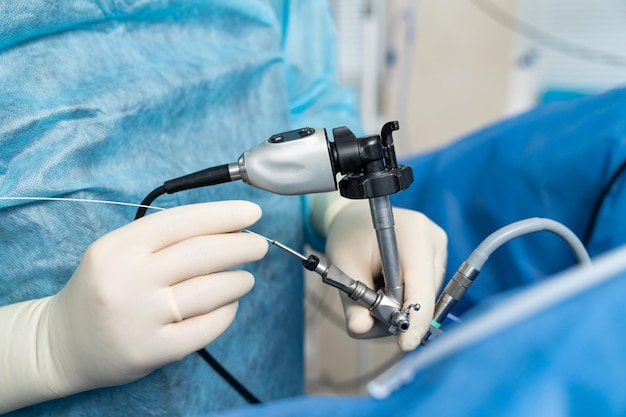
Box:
[317,196,447,352]
[0,201,268,414]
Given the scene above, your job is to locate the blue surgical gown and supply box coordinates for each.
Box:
[0,1,360,416]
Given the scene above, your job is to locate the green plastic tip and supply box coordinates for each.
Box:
[430,320,441,329]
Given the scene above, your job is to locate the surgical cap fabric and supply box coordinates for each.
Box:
[0,1,360,416]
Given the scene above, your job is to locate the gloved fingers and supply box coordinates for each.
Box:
[161,302,240,361]
[340,293,376,334]
[324,201,382,335]
[392,208,447,350]
[166,270,255,322]
[395,227,447,351]
[325,203,448,344]
[148,233,268,286]
[104,201,262,253]
[332,233,381,335]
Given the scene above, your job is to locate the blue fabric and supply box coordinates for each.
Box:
[207,244,626,417]
[0,1,360,416]
[540,89,591,104]
[392,86,626,312]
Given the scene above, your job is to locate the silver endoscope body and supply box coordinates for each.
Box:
[232,127,337,195]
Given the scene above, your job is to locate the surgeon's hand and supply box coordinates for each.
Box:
[320,198,447,352]
[0,201,268,414]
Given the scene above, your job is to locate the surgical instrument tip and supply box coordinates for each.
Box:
[243,228,308,261]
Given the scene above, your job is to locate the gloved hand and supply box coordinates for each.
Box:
[314,195,447,351]
[0,201,268,414]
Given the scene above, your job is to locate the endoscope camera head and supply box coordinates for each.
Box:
[235,121,413,200]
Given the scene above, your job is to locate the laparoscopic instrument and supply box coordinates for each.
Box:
[244,229,420,335]
[136,121,415,336]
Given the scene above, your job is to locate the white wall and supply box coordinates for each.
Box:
[382,0,525,155]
